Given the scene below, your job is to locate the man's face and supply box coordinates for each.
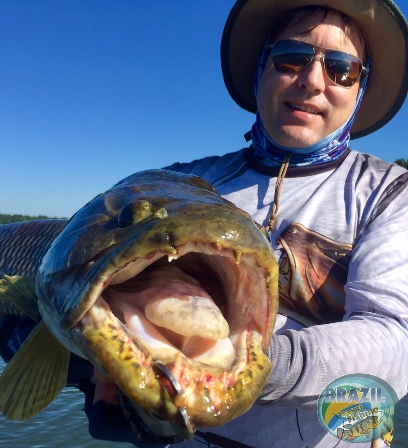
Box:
[257,12,366,148]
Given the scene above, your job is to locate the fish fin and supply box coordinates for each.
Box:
[0,321,71,420]
[0,275,39,320]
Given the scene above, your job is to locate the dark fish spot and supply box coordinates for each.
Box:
[257,364,264,370]
[149,232,173,246]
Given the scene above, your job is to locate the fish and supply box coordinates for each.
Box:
[0,169,278,437]
[336,415,383,441]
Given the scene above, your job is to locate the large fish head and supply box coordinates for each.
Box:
[36,169,278,431]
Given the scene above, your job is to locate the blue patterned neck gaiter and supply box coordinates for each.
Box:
[251,46,370,168]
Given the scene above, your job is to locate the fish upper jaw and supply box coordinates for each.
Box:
[64,240,277,349]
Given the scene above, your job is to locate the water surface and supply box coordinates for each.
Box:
[0,359,406,446]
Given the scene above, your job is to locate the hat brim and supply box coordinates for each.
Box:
[221,0,408,139]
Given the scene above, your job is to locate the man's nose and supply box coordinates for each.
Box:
[297,53,327,91]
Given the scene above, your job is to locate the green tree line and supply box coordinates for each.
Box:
[0,213,61,225]
[394,158,408,169]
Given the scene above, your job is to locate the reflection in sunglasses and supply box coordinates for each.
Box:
[265,39,368,88]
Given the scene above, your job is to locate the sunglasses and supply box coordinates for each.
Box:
[265,39,368,88]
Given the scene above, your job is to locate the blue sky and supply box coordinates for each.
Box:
[1,1,408,218]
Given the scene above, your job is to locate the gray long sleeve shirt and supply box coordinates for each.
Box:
[165,147,408,448]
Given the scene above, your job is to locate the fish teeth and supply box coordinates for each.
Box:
[168,253,178,262]
[233,250,243,264]
[166,247,178,262]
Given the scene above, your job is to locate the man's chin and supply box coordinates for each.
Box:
[270,127,323,149]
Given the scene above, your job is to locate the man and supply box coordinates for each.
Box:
[1,0,408,447]
[159,2,408,446]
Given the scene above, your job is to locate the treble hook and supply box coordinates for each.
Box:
[153,361,195,440]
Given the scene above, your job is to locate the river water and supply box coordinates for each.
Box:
[0,359,406,447]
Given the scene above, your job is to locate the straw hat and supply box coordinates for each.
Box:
[221,0,408,139]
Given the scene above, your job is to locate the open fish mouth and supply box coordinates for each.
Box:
[72,239,274,430]
[35,170,278,432]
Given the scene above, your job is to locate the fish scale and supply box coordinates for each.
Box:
[0,220,67,278]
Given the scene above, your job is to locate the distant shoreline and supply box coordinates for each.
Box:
[0,214,66,225]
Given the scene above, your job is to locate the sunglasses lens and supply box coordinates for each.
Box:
[271,40,314,72]
[270,40,363,87]
[324,52,362,87]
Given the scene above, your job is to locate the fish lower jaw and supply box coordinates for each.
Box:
[75,301,271,428]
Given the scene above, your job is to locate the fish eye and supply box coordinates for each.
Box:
[117,204,135,228]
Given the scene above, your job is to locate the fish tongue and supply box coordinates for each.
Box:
[104,264,235,368]
[107,264,229,340]
[117,301,235,369]
[145,293,229,340]
[142,265,230,339]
